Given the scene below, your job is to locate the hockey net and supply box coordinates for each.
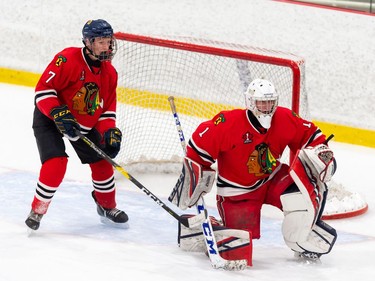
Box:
[112,32,367,220]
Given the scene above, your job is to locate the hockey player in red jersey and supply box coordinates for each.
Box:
[25,19,128,231]
[169,78,337,264]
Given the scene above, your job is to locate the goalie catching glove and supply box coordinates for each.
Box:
[169,157,215,210]
[298,144,336,183]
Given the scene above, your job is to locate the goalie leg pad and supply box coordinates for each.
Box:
[289,155,327,219]
[280,190,315,245]
[178,215,253,266]
[297,220,337,254]
[284,220,337,255]
[282,159,337,255]
[168,157,215,210]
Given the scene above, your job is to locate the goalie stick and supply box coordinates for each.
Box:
[74,129,205,228]
[168,96,248,271]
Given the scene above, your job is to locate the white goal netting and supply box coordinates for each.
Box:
[112,33,367,219]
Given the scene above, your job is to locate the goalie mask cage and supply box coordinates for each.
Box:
[112,32,367,219]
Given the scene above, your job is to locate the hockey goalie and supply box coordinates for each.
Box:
[169,79,338,267]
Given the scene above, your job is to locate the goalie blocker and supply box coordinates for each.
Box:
[168,157,215,210]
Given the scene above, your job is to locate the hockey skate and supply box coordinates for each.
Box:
[91,191,129,227]
[294,251,322,264]
[25,210,44,231]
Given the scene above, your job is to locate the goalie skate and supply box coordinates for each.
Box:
[294,251,322,264]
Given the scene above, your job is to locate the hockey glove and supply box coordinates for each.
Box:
[103,127,122,158]
[50,105,80,141]
[298,144,336,182]
[168,157,215,210]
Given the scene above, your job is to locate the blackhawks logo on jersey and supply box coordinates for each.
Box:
[214,113,225,125]
[72,82,101,115]
[247,143,277,176]
[55,55,67,67]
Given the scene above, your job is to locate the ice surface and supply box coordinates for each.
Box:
[0,83,374,281]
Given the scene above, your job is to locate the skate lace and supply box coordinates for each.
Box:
[105,208,122,217]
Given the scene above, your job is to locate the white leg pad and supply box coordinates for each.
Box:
[299,221,336,254]
[281,191,315,249]
[281,191,336,254]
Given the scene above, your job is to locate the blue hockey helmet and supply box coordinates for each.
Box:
[82,19,113,40]
[82,19,117,61]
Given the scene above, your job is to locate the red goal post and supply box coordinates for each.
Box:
[112,32,367,220]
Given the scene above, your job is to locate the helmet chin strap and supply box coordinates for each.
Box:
[83,42,98,59]
[83,39,102,60]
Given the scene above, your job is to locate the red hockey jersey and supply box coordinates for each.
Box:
[34,47,118,135]
[186,107,326,197]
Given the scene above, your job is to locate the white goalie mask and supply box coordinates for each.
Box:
[244,79,279,129]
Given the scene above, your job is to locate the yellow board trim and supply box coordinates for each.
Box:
[117,87,235,119]
[2,67,374,148]
[0,67,40,87]
[313,121,375,148]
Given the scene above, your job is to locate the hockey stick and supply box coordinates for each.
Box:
[168,96,247,271]
[74,129,205,228]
